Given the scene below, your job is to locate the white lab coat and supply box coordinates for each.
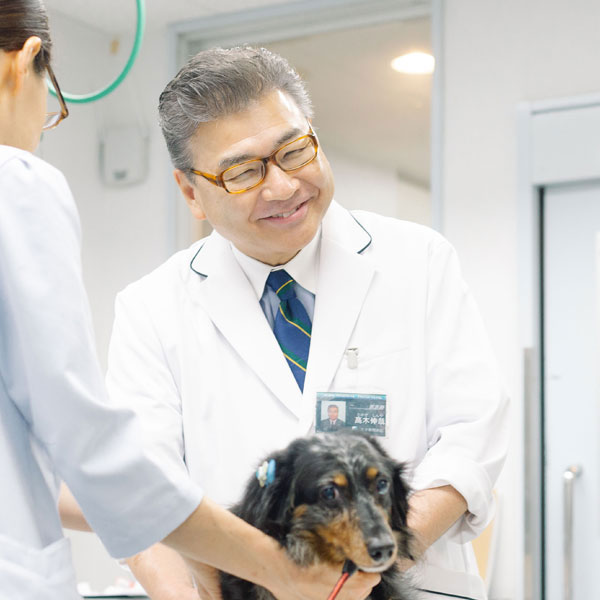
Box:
[0,146,202,599]
[108,200,509,595]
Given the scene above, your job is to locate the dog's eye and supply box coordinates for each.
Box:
[376,479,390,494]
[320,485,339,502]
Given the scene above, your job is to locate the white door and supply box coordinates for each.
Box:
[543,181,600,599]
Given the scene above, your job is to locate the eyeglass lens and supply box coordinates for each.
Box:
[43,112,62,131]
[222,135,317,192]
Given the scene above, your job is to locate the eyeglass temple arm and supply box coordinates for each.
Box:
[189,169,225,189]
[46,67,69,119]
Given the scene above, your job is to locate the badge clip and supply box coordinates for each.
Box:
[345,347,359,369]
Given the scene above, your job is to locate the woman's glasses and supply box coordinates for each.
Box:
[43,64,68,131]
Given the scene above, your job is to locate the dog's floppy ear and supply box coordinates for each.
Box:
[360,433,412,532]
[358,433,415,558]
[233,440,307,542]
[390,461,415,560]
[390,462,410,528]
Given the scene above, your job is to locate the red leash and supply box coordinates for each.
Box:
[326,560,357,600]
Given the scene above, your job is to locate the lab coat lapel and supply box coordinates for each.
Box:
[303,202,375,417]
[188,232,303,418]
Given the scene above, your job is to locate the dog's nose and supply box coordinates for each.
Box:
[367,538,395,563]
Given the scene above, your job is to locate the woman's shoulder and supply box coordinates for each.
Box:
[0,145,73,211]
[0,145,69,193]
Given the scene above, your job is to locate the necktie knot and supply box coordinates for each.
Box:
[266,270,296,301]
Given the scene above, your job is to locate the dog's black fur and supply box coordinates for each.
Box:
[220,430,416,599]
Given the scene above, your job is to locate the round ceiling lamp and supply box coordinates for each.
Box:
[391,51,435,74]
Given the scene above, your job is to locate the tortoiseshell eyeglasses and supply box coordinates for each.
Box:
[189,126,319,194]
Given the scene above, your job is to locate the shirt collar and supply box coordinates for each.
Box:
[231,227,321,300]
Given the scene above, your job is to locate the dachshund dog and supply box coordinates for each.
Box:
[220,430,416,599]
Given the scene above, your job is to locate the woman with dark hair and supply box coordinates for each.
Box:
[0,2,378,599]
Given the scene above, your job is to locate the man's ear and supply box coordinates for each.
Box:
[174,169,206,220]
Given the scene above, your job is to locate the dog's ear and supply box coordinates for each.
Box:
[233,441,307,542]
[390,461,411,528]
[362,434,411,530]
[390,461,415,560]
[362,434,411,531]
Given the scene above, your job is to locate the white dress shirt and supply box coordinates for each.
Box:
[230,227,320,327]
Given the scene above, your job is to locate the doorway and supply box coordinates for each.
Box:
[519,96,600,600]
[542,181,600,599]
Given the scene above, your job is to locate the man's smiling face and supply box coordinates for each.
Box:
[175,89,335,266]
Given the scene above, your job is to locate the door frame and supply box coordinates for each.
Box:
[517,92,600,600]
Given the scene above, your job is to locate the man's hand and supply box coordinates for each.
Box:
[409,485,468,553]
[400,484,469,572]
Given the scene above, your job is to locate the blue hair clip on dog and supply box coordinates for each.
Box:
[256,459,276,487]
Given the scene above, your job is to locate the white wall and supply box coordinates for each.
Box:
[442,1,600,598]
[41,13,174,373]
[328,152,431,225]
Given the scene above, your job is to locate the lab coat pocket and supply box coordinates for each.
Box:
[333,346,409,392]
[0,534,80,600]
[329,347,410,440]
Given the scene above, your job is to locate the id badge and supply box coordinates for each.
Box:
[315,392,387,437]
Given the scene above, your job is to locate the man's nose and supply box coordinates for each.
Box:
[260,162,299,201]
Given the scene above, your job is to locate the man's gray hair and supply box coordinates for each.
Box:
[158,46,313,173]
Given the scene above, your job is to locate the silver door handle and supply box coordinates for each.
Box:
[563,465,582,600]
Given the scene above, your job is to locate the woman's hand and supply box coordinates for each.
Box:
[267,559,381,600]
[163,498,381,600]
[189,553,379,600]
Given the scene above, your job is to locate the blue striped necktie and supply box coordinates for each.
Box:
[266,270,312,391]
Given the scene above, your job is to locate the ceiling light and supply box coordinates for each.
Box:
[391,52,435,74]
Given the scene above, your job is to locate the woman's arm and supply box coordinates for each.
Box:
[127,544,200,600]
[163,496,380,600]
[58,483,91,531]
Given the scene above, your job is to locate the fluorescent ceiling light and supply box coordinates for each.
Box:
[391,52,435,74]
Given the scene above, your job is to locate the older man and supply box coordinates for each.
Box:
[106,47,509,599]
[319,404,346,431]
